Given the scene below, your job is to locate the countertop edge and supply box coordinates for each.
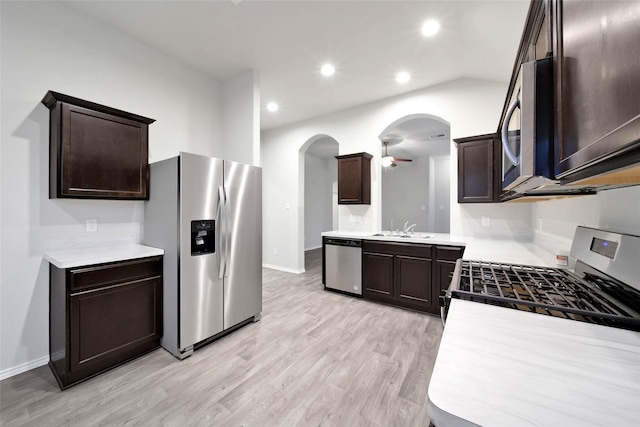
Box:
[321,231,467,247]
[44,244,165,269]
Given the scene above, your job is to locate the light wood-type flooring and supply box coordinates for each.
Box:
[1,249,444,426]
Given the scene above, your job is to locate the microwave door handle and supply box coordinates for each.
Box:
[501,97,521,166]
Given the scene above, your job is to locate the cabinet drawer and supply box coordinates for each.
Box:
[364,241,432,259]
[435,246,465,261]
[69,257,162,292]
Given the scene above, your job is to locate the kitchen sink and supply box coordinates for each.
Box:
[370,232,434,240]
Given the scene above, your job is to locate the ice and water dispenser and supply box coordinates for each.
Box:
[191,220,215,256]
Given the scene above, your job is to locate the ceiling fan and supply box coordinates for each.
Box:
[381,141,412,167]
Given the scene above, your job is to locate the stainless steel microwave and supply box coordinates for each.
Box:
[501,57,554,192]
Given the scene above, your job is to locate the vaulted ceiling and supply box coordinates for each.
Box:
[63,0,530,131]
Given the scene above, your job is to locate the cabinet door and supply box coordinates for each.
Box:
[69,277,162,377]
[395,255,432,312]
[554,0,640,178]
[338,156,362,203]
[362,252,394,301]
[59,103,149,199]
[43,91,154,201]
[456,134,499,203]
[336,153,372,204]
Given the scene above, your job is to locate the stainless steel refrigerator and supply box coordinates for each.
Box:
[143,152,262,359]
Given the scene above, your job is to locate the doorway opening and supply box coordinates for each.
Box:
[299,135,339,269]
[378,114,451,233]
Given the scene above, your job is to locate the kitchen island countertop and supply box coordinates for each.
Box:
[321,230,557,267]
[428,299,640,426]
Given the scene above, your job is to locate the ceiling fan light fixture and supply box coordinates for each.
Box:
[381,156,394,167]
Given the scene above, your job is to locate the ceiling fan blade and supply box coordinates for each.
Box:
[393,157,412,162]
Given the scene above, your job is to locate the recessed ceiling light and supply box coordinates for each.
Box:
[321,64,335,77]
[421,19,441,37]
[266,102,278,112]
[395,72,410,84]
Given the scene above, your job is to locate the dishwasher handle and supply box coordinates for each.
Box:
[324,238,362,247]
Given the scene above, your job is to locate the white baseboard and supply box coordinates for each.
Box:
[262,263,305,274]
[305,245,322,251]
[0,355,49,381]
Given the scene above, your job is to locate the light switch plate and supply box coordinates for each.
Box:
[86,219,97,232]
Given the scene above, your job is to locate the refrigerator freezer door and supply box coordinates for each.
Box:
[179,153,224,349]
[223,161,262,329]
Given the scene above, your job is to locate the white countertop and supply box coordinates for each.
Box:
[44,244,164,269]
[321,230,557,267]
[428,299,640,427]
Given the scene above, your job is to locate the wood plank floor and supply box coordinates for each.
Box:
[0,249,444,426]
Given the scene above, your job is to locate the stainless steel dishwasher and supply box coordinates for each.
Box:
[323,237,362,296]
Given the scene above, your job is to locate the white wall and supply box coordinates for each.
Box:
[222,70,261,166]
[531,186,640,255]
[304,154,335,250]
[261,78,510,272]
[0,1,224,378]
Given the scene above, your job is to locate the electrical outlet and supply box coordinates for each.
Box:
[285,203,290,210]
[273,248,278,255]
[481,216,490,227]
[86,219,97,232]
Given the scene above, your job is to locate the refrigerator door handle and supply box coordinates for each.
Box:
[224,187,231,278]
[217,186,226,279]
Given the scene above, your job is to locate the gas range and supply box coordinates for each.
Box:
[441,226,640,331]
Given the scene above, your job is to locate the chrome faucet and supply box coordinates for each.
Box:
[403,221,416,235]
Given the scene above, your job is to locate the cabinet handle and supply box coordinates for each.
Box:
[501,97,521,166]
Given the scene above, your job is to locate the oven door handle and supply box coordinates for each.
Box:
[501,97,521,166]
[441,258,464,327]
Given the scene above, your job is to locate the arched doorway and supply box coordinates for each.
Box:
[378,114,451,233]
[299,135,339,270]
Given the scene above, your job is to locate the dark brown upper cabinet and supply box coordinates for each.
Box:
[455,134,500,203]
[336,152,372,204]
[42,91,155,200]
[552,0,640,182]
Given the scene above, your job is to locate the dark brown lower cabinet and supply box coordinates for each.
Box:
[363,241,464,315]
[362,240,464,315]
[49,256,162,389]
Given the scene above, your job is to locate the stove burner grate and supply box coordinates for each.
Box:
[452,260,640,331]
